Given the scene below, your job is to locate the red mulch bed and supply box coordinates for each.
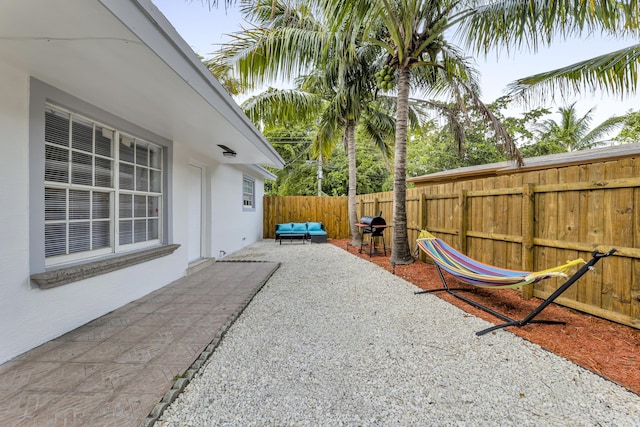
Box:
[331,238,640,395]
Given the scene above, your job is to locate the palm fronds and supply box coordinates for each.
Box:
[240,88,324,124]
[461,0,640,55]
[508,43,640,103]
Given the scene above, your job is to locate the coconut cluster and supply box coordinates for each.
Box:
[375,65,395,91]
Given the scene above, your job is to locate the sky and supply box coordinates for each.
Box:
[154,0,640,126]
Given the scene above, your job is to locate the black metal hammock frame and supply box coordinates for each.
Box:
[414,231,617,336]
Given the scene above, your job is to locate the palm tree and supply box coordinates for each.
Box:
[217,0,396,246]
[535,102,624,152]
[321,0,522,265]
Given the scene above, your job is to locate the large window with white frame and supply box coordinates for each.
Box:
[242,176,255,210]
[44,105,163,266]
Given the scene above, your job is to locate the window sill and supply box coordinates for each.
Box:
[31,244,180,289]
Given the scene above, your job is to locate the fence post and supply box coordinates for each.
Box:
[374,197,379,216]
[418,193,427,261]
[419,193,426,230]
[459,189,468,254]
[521,183,535,299]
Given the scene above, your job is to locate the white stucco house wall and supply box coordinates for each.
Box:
[0,0,284,363]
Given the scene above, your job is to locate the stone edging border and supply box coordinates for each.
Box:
[141,261,281,427]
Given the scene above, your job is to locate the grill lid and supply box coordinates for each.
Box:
[359,215,386,227]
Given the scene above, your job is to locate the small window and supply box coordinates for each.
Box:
[243,176,255,210]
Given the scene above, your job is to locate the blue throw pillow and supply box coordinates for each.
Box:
[292,223,307,232]
[307,222,322,231]
[278,223,293,231]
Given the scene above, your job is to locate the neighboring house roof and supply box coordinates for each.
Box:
[407,143,640,184]
[0,0,284,169]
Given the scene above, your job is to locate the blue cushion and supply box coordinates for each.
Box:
[307,222,322,231]
[307,230,327,236]
[292,223,307,232]
[277,223,293,231]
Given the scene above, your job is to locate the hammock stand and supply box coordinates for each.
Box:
[415,231,617,336]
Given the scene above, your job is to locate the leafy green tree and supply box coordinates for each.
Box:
[407,130,460,177]
[614,110,640,144]
[482,97,555,159]
[488,97,550,148]
[262,124,392,196]
[262,123,318,196]
[321,141,391,196]
[405,97,545,177]
[518,139,566,158]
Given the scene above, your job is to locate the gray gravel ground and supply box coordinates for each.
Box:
[157,240,640,426]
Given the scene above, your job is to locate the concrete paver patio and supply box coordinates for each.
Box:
[0,261,279,427]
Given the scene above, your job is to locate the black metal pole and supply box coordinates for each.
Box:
[517,248,617,326]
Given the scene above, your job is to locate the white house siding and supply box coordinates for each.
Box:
[211,164,267,259]
[173,145,270,260]
[0,62,32,361]
[187,163,206,262]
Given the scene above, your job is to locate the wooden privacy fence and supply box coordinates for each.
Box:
[263,196,349,240]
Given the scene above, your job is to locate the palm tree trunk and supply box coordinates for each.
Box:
[346,122,361,246]
[390,66,414,265]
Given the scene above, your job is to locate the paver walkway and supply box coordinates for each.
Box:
[0,261,279,427]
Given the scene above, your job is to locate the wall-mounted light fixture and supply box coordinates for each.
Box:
[217,144,237,158]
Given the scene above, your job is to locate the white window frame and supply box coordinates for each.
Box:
[114,131,164,253]
[44,104,164,267]
[242,175,255,211]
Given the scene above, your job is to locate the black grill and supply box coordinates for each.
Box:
[359,215,386,236]
[358,212,387,256]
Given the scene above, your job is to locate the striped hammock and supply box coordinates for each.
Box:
[416,231,585,289]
